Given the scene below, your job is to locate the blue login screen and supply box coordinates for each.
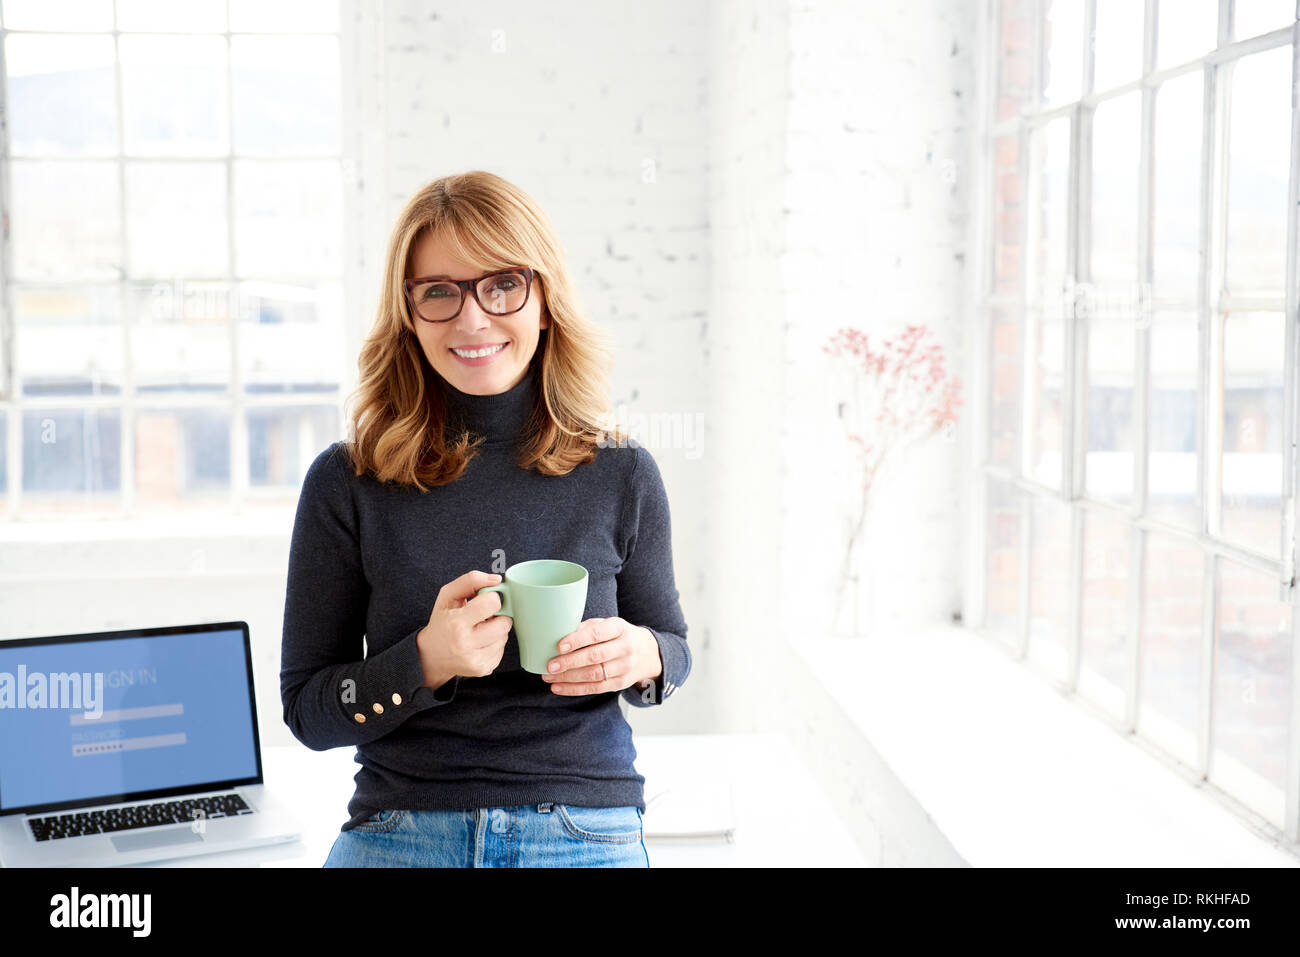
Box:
[0,628,259,811]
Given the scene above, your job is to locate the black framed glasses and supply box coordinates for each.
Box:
[404,266,535,323]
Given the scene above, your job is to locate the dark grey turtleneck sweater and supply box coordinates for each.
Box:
[279,360,691,831]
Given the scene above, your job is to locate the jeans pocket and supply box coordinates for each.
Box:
[352,809,407,833]
[554,804,642,844]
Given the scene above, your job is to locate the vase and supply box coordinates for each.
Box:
[831,502,878,639]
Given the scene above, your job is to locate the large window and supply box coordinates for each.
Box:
[0,0,345,517]
[976,0,1299,838]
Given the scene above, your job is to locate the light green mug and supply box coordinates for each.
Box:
[475,560,590,674]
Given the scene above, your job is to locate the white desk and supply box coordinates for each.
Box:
[147,733,867,868]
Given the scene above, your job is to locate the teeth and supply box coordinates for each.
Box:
[451,343,506,359]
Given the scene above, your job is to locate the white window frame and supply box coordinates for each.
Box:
[0,3,353,521]
[965,0,1300,843]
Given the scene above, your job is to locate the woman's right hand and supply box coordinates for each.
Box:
[417,570,513,690]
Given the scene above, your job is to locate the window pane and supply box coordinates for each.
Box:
[1024,118,1070,490]
[228,0,339,33]
[997,0,1035,120]
[120,35,229,157]
[1027,118,1070,307]
[129,282,232,393]
[1221,312,1283,558]
[125,162,229,279]
[5,34,116,156]
[248,405,338,488]
[985,478,1024,643]
[1089,91,1140,286]
[1233,0,1297,40]
[1148,311,1199,529]
[1212,557,1291,827]
[1041,0,1085,107]
[1085,316,1134,505]
[1224,46,1290,299]
[1086,87,1138,512]
[10,161,121,280]
[1138,532,1203,768]
[21,408,121,503]
[2,0,113,31]
[992,135,1022,296]
[1092,0,1145,92]
[115,0,226,32]
[1079,508,1131,718]
[989,306,1020,469]
[231,36,340,155]
[1151,71,1202,302]
[1085,90,1141,507]
[134,407,230,506]
[16,286,123,397]
[1027,495,1072,678]
[1157,0,1218,68]
[1024,311,1065,488]
[234,161,343,278]
[241,281,344,393]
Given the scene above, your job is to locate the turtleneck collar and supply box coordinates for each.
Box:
[441,360,539,447]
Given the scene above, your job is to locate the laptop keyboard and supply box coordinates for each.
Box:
[28,793,253,842]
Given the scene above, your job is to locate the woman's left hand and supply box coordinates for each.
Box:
[542,617,662,695]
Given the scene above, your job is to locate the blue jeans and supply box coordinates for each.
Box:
[322,803,650,868]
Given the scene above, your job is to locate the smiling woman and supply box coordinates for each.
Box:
[346,171,617,489]
[406,261,539,377]
[280,170,692,868]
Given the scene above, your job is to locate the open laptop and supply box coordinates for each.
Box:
[0,620,301,867]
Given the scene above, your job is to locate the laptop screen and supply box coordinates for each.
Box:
[0,622,262,815]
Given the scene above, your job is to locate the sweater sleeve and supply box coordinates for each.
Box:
[616,442,691,708]
[280,442,460,751]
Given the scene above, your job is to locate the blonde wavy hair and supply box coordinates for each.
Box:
[343,171,626,490]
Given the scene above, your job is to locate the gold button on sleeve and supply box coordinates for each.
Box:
[392,693,403,706]
[372,702,384,714]
[353,713,366,723]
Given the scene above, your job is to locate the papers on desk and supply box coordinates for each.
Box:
[642,780,736,842]
[637,743,737,843]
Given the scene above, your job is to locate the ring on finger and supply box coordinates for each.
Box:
[599,657,628,683]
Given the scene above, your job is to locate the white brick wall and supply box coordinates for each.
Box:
[769,0,977,864]
[705,0,791,735]
[704,0,974,734]
[779,0,973,641]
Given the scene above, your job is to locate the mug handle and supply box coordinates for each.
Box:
[476,583,513,619]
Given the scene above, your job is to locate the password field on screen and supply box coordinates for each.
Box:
[71,733,187,757]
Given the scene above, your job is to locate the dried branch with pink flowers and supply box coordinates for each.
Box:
[822,323,963,630]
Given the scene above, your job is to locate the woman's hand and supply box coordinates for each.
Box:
[542,617,663,696]
[416,570,513,689]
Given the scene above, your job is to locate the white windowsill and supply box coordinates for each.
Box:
[793,624,1300,867]
[0,508,298,542]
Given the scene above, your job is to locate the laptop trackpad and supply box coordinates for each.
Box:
[112,828,205,852]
